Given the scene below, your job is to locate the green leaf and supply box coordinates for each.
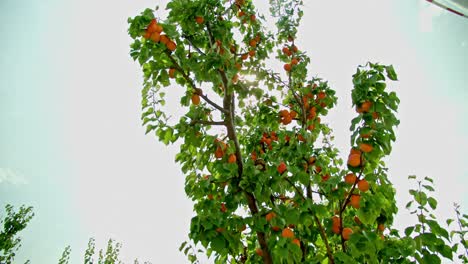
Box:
[385,65,398,80]
[405,226,415,236]
[210,236,226,253]
[428,197,437,210]
[179,241,187,252]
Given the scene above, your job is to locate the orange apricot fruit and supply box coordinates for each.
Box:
[191,94,200,105]
[332,216,341,234]
[359,143,373,153]
[166,40,176,51]
[277,162,287,174]
[347,154,361,167]
[215,146,224,159]
[344,173,357,184]
[281,227,294,238]
[169,68,176,78]
[159,34,169,45]
[292,238,300,247]
[349,194,361,209]
[361,101,372,112]
[342,227,353,240]
[265,212,276,222]
[150,32,161,42]
[357,179,369,192]
[195,16,204,24]
[228,154,237,163]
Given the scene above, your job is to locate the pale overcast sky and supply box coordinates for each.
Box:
[1,0,467,263]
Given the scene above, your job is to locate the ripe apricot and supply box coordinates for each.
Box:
[228,154,237,163]
[347,154,361,167]
[159,34,169,45]
[249,39,257,48]
[166,40,176,51]
[241,53,248,60]
[191,94,200,105]
[372,112,379,119]
[350,148,361,155]
[255,248,263,256]
[308,156,316,165]
[357,179,369,192]
[361,101,372,112]
[315,166,322,173]
[147,19,158,33]
[154,24,163,33]
[349,194,361,209]
[279,109,289,117]
[359,143,373,153]
[216,227,225,233]
[150,32,161,42]
[169,68,176,78]
[291,45,298,52]
[250,14,256,22]
[378,223,385,232]
[360,133,371,139]
[281,115,292,125]
[307,124,315,131]
[342,227,353,240]
[220,203,227,212]
[321,174,330,182]
[344,173,357,184]
[254,35,261,43]
[248,49,256,57]
[277,162,287,174]
[251,151,257,161]
[238,11,245,17]
[282,47,291,56]
[289,111,297,119]
[284,63,292,72]
[331,216,341,234]
[215,146,224,159]
[291,58,299,65]
[271,226,281,232]
[297,134,305,142]
[292,238,300,247]
[195,16,204,24]
[281,227,294,238]
[265,212,276,222]
[317,91,326,100]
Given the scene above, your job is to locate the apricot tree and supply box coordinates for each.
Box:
[127,0,467,263]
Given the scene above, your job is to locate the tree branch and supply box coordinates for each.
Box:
[190,120,225,126]
[164,50,229,114]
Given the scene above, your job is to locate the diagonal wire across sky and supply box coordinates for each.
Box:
[426,0,468,18]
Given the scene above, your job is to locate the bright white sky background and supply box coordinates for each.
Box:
[1,0,467,263]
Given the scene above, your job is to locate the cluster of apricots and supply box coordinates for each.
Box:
[256,212,300,255]
[235,0,257,25]
[331,216,353,240]
[143,19,177,52]
[212,139,237,164]
[214,139,228,159]
[278,83,326,133]
[279,109,297,125]
[249,132,279,163]
[282,38,300,72]
[347,142,374,168]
